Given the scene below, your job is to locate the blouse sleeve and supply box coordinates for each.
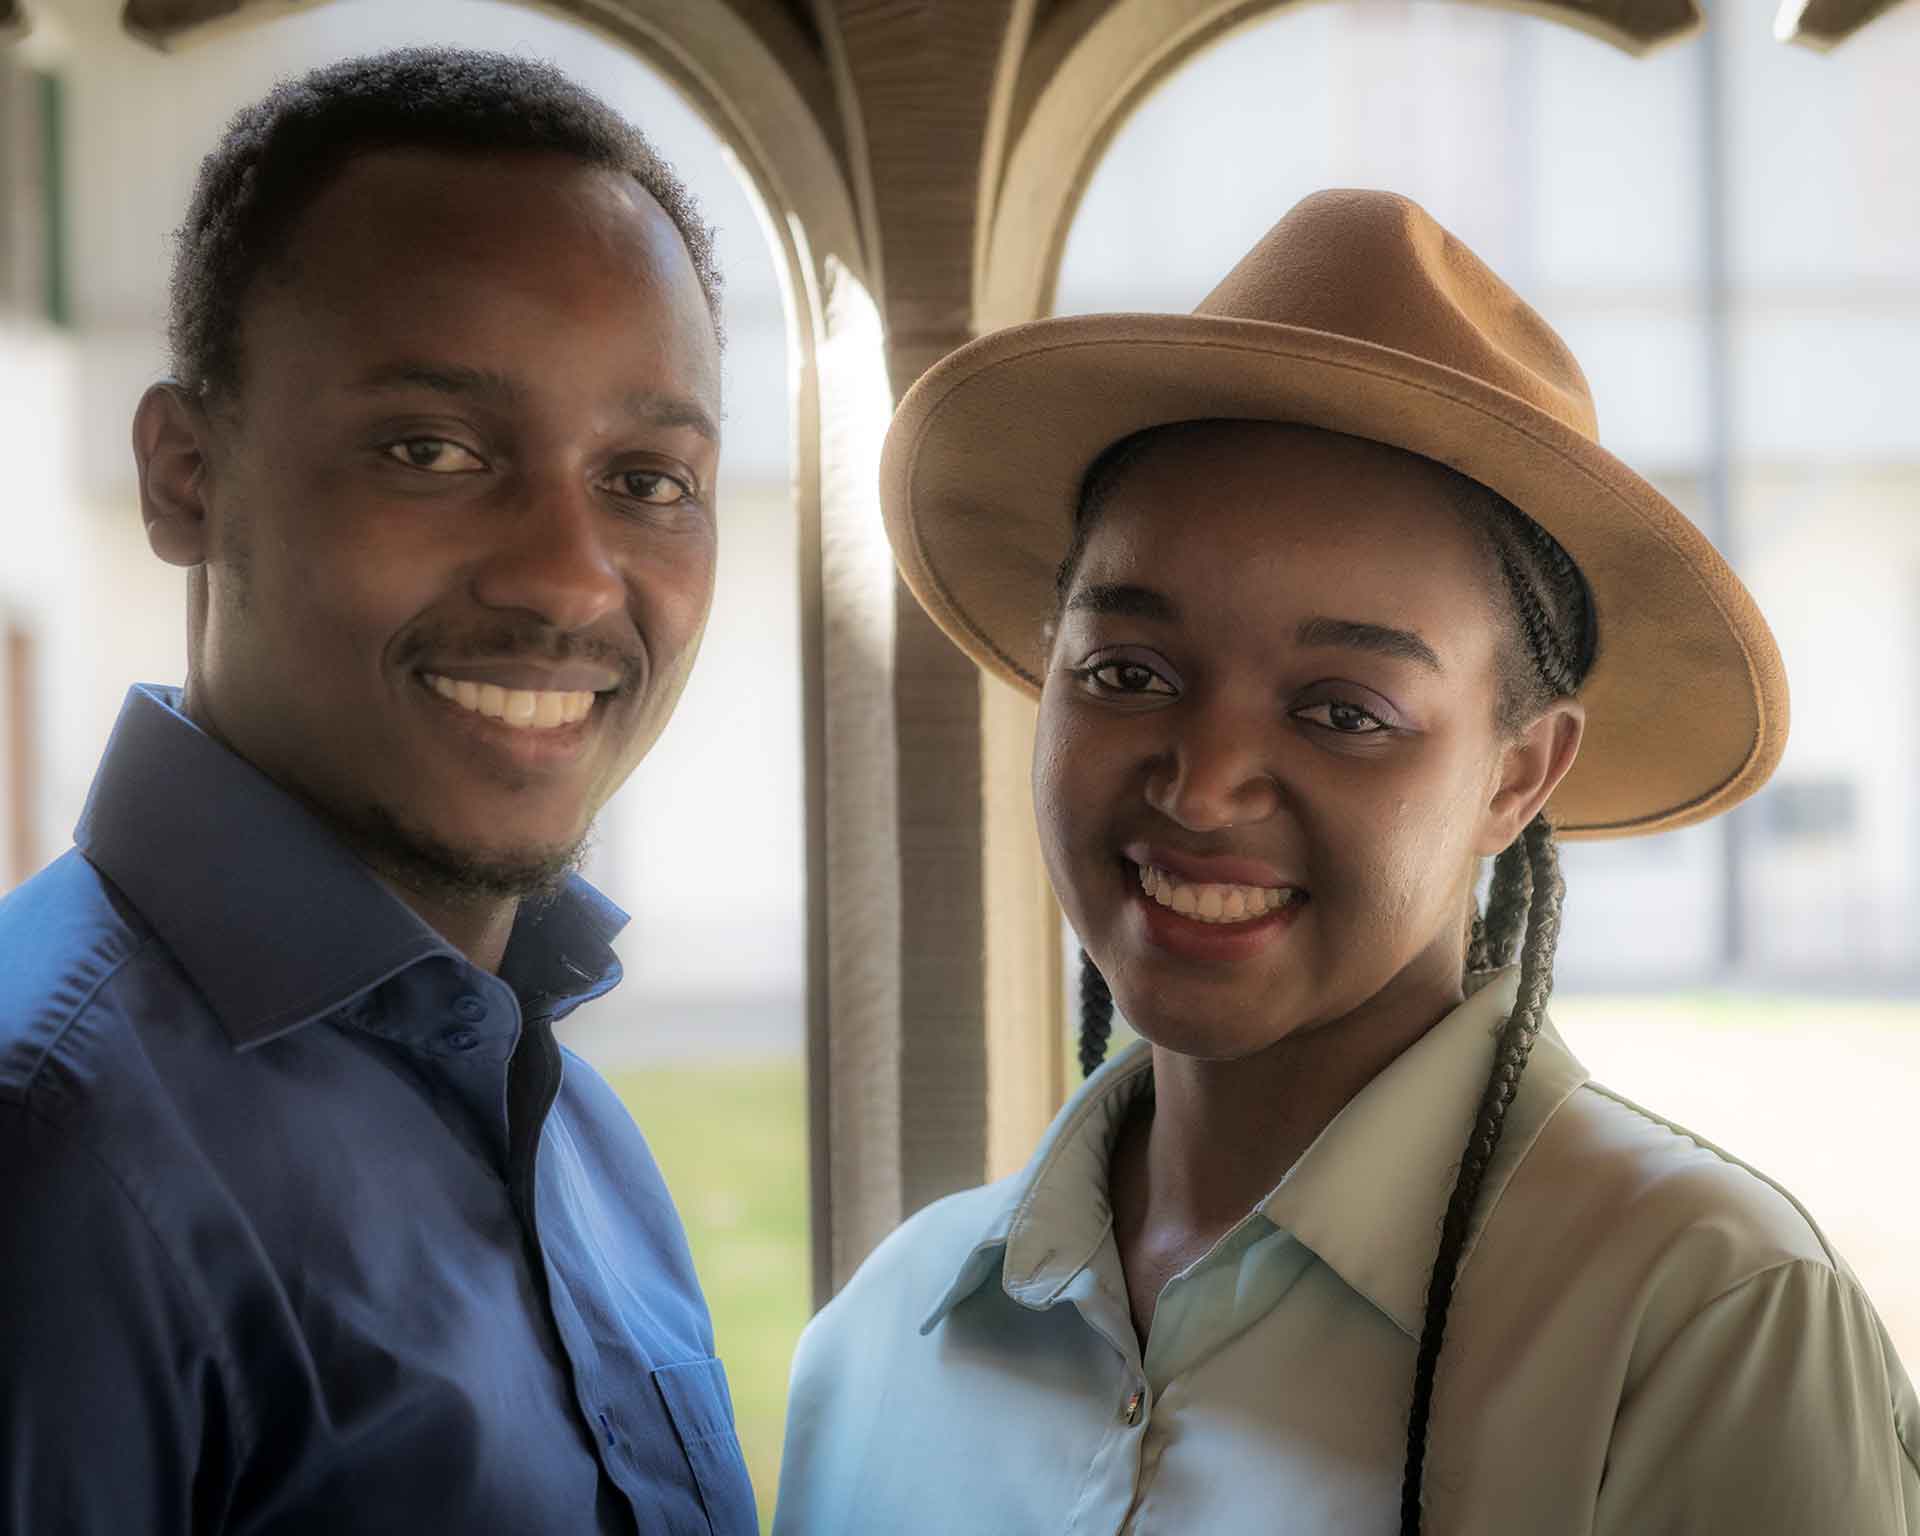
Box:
[1595,1257,1920,1535]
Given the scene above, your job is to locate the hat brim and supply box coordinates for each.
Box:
[881,313,1788,839]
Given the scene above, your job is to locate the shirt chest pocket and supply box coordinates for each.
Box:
[653,1357,757,1535]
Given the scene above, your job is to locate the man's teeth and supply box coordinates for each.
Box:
[1136,862,1301,924]
[424,673,597,729]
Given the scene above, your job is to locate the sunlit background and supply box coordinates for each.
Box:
[2,0,1915,1524]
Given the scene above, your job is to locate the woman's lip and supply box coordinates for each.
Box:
[1122,842,1302,891]
[1127,872,1307,959]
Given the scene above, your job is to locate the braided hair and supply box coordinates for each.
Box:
[1057,427,1597,1532]
[1077,949,1115,1078]
[1398,484,1593,1534]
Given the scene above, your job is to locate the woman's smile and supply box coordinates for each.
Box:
[1124,854,1311,962]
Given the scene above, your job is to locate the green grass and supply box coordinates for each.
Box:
[607,1059,808,1533]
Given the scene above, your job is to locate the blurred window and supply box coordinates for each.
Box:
[1,620,34,890]
[0,57,67,325]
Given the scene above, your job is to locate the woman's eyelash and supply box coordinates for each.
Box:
[1075,660,1175,695]
[1295,699,1392,734]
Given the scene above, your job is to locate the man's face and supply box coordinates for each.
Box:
[164,148,722,896]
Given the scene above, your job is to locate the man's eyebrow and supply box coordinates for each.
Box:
[624,391,720,444]
[1295,615,1443,671]
[349,365,719,443]
[1064,583,1181,622]
[351,362,525,405]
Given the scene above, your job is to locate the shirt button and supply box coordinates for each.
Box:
[442,1027,481,1052]
[451,994,488,1023]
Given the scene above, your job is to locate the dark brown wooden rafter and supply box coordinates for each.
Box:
[122,0,269,47]
[770,0,824,54]
[1779,0,1912,49]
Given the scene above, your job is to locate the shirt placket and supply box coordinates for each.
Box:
[1047,1258,1157,1535]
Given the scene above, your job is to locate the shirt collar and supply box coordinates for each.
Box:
[76,684,628,1050]
[921,969,1590,1339]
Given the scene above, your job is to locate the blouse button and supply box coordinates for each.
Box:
[451,994,488,1023]
[442,1027,481,1052]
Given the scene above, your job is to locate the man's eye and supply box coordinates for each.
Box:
[607,469,692,505]
[386,438,485,473]
[1295,700,1389,734]
[1083,661,1176,696]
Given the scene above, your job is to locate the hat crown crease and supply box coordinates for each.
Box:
[1195,189,1598,440]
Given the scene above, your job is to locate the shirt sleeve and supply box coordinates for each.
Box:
[1595,1257,1920,1535]
[0,1101,241,1534]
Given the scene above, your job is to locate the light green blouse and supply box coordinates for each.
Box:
[775,971,1919,1534]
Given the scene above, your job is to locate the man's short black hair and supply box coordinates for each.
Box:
[168,46,724,401]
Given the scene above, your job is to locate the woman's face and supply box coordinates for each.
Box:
[1035,422,1566,1060]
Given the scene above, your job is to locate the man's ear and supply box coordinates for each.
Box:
[132,383,216,568]
[1477,701,1585,856]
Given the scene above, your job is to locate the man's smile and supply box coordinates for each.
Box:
[412,666,622,770]
[424,671,600,730]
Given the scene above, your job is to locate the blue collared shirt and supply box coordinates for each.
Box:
[0,685,757,1535]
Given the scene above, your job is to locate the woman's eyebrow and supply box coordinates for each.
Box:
[1065,582,1181,621]
[1295,615,1443,671]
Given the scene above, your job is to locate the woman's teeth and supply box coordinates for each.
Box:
[1136,862,1300,924]
[424,672,597,730]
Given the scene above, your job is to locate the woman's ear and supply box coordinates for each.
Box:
[1478,700,1585,856]
[132,383,216,569]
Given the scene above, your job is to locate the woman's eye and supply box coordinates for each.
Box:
[607,469,692,505]
[386,438,485,473]
[1084,660,1176,696]
[1295,700,1389,734]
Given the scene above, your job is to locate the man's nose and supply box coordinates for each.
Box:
[1142,696,1281,832]
[469,472,626,635]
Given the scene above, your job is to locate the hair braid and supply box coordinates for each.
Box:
[1078,949,1115,1078]
[1494,546,1580,699]
[1467,839,1533,974]
[1400,814,1565,1533]
[1401,481,1590,1533]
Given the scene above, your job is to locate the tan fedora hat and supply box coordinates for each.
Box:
[881,189,1788,838]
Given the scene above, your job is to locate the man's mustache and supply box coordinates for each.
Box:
[396,622,646,690]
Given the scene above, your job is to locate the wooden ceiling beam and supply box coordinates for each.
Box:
[1775,0,1914,50]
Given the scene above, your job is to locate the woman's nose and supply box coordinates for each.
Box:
[1142,703,1280,831]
